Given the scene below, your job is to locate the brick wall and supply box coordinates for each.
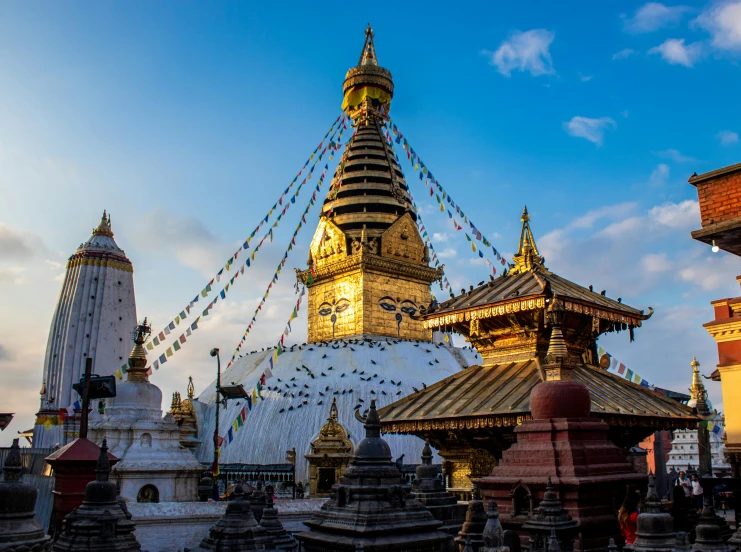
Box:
[696,170,741,227]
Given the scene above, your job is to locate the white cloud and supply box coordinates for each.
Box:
[649,163,671,186]
[432,232,450,243]
[696,1,741,52]
[538,199,738,305]
[436,248,458,259]
[613,48,637,60]
[642,252,673,272]
[482,29,556,77]
[0,224,45,261]
[563,116,617,146]
[654,148,699,163]
[623,2,691,33]
[717,130,740,145]
[133,209,233,277]
[0,267,28,286]
[649,199,700,229]
[579,74,594,82]
[648,38,703,66]
[570,203,638,230]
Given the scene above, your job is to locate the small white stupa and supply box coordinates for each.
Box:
[89,320,204,503]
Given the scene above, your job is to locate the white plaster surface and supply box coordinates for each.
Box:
[89,373,204,503]
[34,219,137,449]
[195,338,480,481]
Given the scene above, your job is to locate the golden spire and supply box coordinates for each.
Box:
[689,356,713,418]
[329,397,339,421]
[92,210,114,238]
[510,206,545,275]
[342,25,394,116]
[358,24,379,66]
[187,376,195,399]
[127,319,151,382]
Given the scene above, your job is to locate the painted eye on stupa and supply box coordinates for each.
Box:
[318,303,333,317]
[335,299,350,313]
[378,301,397,312]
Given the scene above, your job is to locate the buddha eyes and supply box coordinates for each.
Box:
[400,306,417,315]
[318,299,351,317]
[379,302,397,312]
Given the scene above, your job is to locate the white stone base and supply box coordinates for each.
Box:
[128,498,326,552]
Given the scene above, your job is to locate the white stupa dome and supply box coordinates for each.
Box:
[195,337,479,483]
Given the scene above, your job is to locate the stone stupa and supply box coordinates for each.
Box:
[296,399,450,551]
[88,319,203,503]
[0,438,52,552]
[52,439,141,552]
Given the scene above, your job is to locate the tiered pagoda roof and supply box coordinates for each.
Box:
[320,24,415,242]
[379,208,697,450]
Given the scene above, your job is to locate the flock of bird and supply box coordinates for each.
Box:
[238,337,465,415]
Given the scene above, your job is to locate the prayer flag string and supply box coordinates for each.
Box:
[145,113,347,357]
[220,285,306,448]
[143,114,348,367]
[385,118,510,277]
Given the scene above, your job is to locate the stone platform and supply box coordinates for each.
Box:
[128,498,325,552]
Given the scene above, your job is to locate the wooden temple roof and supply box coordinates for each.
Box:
[421,206,651,330]
[378,359,697,434]
[423,269,650,328]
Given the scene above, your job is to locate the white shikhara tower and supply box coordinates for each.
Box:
[34,212,137,448]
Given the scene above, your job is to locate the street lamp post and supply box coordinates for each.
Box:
[210,347,221,501]
[210,347,250,501]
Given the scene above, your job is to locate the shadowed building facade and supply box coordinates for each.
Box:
[379,208,697,494]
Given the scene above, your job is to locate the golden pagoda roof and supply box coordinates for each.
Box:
[422,209,652,328]
[378,360,697,434]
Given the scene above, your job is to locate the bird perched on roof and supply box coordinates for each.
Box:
[318,392,324,397]
[304,384,309,389]
[395,454,405,470]
[382,391,387,395]
[379,379,384,384]
[371,360,376,365]
[279,408,285,413]
[321,372,326,377]
[412,386,419,393]
[322,354,327,358]
[328,366,333,370]
[290,377,296,381]
[422,383,427,389]
[341,373,346,377]
[352,368,357,374]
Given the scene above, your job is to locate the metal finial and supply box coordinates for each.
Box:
[521,205,530,222]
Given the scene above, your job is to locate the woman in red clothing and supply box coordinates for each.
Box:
[618,485,642,545]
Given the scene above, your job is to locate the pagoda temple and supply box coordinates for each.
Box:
[193,26,478,482]
[379,207,697,493]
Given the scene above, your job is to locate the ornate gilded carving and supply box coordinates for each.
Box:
[469,448,496,478]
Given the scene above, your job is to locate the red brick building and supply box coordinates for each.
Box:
[690,161,741,474]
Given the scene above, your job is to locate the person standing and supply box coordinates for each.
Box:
[679,471,692,498]
[618,485,642,545]
[691,474,704,511]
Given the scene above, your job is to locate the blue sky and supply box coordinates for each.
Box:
[1,1,740,444]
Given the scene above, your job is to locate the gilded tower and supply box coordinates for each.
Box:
[297,26,442,342]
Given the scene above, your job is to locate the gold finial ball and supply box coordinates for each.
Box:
[521,205,530,223]
[691,356,700,370]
